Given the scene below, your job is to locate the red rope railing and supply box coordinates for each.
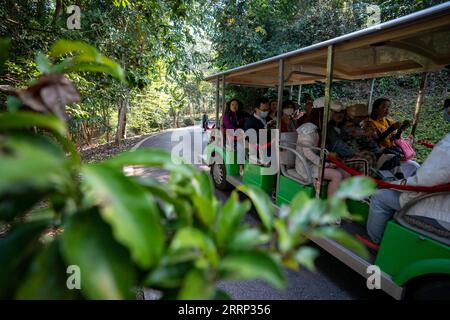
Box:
[417,139,434,149]
[326,154,450,193]
[223,129,273,150]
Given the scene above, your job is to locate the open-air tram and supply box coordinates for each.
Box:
[203,3,450,299]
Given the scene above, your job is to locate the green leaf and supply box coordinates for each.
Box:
[178,268,215,300]
[0,187,53,222]
[191,194,217,229]
[144,261,192,289]
[105,148,196,177]
[216,192,250,248]
[50,40,97,57]
[53,132,81,166]
[36,52,52,74]
[15,240,80,299]
[190,170,214,200]
[312,226,369,259]
[0,134,71,222]
[274,219,293,254]
[51,59,72,73]
[49,39,126,82]
[325,199,352,223]
[182,171,216,229]
[228,228,270,251]
[61,208,136,299]
[294,246,319,272]
[66,61,125,83]
[136,177,193,226]
[0,112,78,166]
[334,176,376,201]
[237,185,274,231]
[288,192,327,232]
[0,221,49,298]
[220,251,285,289]
[23,207,56,224]
[170,227,218,267]
[6,96,23,113]
[82,164,165,269]
[0,112,67,136]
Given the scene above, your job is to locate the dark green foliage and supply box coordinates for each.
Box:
[0,42,375,298]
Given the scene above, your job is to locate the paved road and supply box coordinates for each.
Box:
[136,126,392,300]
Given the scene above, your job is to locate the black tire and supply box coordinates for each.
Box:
[408,277,450,300]
[210,162,232,191]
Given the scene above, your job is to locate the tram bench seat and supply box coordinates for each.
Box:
[280,132,314,186]
[394,191,450,246]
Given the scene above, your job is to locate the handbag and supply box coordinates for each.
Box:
[393,136,415,161]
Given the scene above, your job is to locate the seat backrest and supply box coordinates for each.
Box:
[280,132,298,168]
[394,192,450,245]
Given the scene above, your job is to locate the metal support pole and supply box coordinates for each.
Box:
[221,75,226,117]
[276,59,284,137]
[215,77,220,128]
[298,84,302,105]
[367,78,376,113]
[411,72,427,139]
[289,85,293,100]
[316,45,334,198]
[275,59,284,197]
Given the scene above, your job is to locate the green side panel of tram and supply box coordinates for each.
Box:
[276,175,315,206]
[224,150,240,176]
[346,200,369,225]
[376,221,450,286]
[206,144,240,176]
[275,175,328,205]
[242,163,275,194]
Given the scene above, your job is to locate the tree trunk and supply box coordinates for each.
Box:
[115,97,127,145]
[101,105,110,143]
[121,105,127,139]
[343,0,354,17]
[52,0,64,25]
[172,110,177,128]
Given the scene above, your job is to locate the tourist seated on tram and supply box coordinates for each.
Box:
[297,100,313,126]
[366,99,450,245]
[268,99,278,123]
[280,100,299,132]
[295,97,349,197]
[327,103,377,176]
[366,98,420,178]
[223,98,245,130]
[244,97,273,159]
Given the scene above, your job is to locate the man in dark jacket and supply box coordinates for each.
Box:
[244,97,272,160]
[244,97,270,131]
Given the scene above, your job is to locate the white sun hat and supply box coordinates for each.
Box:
[313,97,344,111]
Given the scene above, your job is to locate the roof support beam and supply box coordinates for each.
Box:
[317,45,335,198]
[411,72,427,138]
[275,59,284,199]
[215,78,220,128]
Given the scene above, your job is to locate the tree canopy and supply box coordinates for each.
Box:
[1,0,448,148]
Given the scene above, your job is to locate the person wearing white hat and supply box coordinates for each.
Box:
[327,102,357,158]
[294,97,347,197]
[328,103,379,176]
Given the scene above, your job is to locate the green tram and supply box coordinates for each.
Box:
[203,3,450,299]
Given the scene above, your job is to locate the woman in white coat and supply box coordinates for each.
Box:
[295,98,347,197]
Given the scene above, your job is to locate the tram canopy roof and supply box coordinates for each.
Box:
[205,2,450,87]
